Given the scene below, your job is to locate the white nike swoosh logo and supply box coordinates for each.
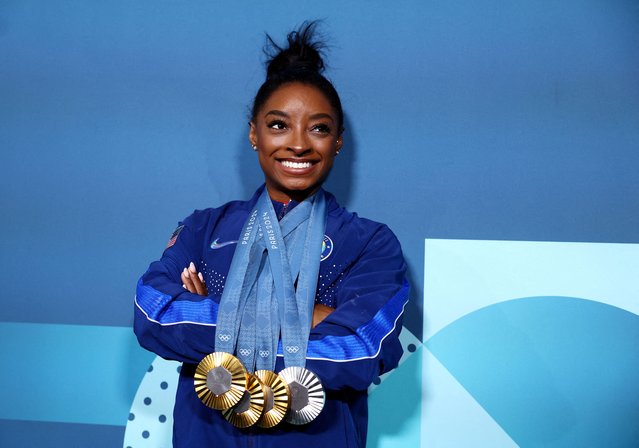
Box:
[210,238,238,250]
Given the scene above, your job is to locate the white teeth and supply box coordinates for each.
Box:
[281,160,312,169]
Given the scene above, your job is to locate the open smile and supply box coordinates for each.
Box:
[280,160,314,169]
[277,159,318,173]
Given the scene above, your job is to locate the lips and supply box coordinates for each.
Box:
[277,159,318,175]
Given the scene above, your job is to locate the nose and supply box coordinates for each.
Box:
[287,127,311,155]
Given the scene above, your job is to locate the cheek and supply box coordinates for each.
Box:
[256,130,287,147]
[320,143,339,160]
[320,155,335,174]
[256,151,270,169]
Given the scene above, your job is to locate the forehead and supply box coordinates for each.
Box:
[259,83,335,118]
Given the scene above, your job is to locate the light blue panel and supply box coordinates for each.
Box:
[424,239,639,340]
[0,323,155,425]
[427,297,639,447]
[421,347,517,448]
[369,346,422,448]
[423,240,639,447]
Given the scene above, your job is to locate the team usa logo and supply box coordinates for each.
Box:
[320,235,333,261]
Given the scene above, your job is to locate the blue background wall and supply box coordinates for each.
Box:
[1,1,637,446]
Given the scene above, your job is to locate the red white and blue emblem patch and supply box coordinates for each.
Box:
[166,225,184,249]
[320,235,333,261]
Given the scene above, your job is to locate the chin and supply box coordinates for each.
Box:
[281,184,320,201]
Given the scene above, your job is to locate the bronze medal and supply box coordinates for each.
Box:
[194,352,247,410]
[279,366,325,425]
[254,370,290,428]
[222,373,266,428]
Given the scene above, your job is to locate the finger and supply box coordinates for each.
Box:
[197,272,209,296]
[187,262,208,296]
[181,268,192,292]
[192,271,207,296]
[181,268,197,294]
[182,265,208,296]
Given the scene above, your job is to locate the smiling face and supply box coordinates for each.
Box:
[249,82,343,203]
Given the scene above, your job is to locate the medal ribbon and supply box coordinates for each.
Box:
[215,189,327,371]
[214,209,261,356]
[257,190,326,368]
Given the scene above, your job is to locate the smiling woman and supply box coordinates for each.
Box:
[134,21,409,448]
[250,83,343,202]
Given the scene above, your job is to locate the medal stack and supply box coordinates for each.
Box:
[194,353,325,428]
[196,191,328,428]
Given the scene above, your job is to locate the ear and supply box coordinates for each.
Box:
[335,133,344,154]
[248,121,257,148]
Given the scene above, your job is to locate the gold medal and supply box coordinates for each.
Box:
[279,366,325,425]
[222,373,266,428]
[254,370,290,428]
[194,352,247,410]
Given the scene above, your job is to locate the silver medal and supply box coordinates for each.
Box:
[279,366,325,425]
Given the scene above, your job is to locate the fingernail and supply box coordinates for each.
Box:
[183,267,190,278]
[189,262,196,273]
[198,272,204,282]
[182,284,187,289]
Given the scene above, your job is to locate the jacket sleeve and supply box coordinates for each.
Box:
[305,224,409,392]
[133,211,220,364]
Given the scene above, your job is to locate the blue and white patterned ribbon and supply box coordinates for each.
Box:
[215,189,327,371]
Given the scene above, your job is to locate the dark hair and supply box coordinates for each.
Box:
[251,21,344,132]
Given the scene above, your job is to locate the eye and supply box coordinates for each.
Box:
[267,120,287,130]
[311,123,331,134]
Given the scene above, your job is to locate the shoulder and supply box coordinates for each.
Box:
[178,193,260,233]
[326,192,399,245]
[324,192,403,261]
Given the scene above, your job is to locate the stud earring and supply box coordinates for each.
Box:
[251,144,257,151]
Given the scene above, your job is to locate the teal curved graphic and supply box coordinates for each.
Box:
[426,297,639,447]
[0,322,154,426]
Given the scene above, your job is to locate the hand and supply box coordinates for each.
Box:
[312,303,334,328]
[181,262,208,296]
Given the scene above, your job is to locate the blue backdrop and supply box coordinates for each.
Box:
[1,1,637,446]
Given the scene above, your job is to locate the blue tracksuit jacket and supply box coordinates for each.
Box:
[134,187,409,447]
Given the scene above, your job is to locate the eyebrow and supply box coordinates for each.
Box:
[264,110,335,123]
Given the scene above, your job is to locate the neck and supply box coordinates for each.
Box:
[265,186,319,203]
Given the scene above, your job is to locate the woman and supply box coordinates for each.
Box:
[134,22,409,448]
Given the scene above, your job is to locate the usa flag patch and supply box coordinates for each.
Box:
[166,225,184,249]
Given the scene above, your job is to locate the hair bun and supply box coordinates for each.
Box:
[251,20,343,131]
[265,21,326,79]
